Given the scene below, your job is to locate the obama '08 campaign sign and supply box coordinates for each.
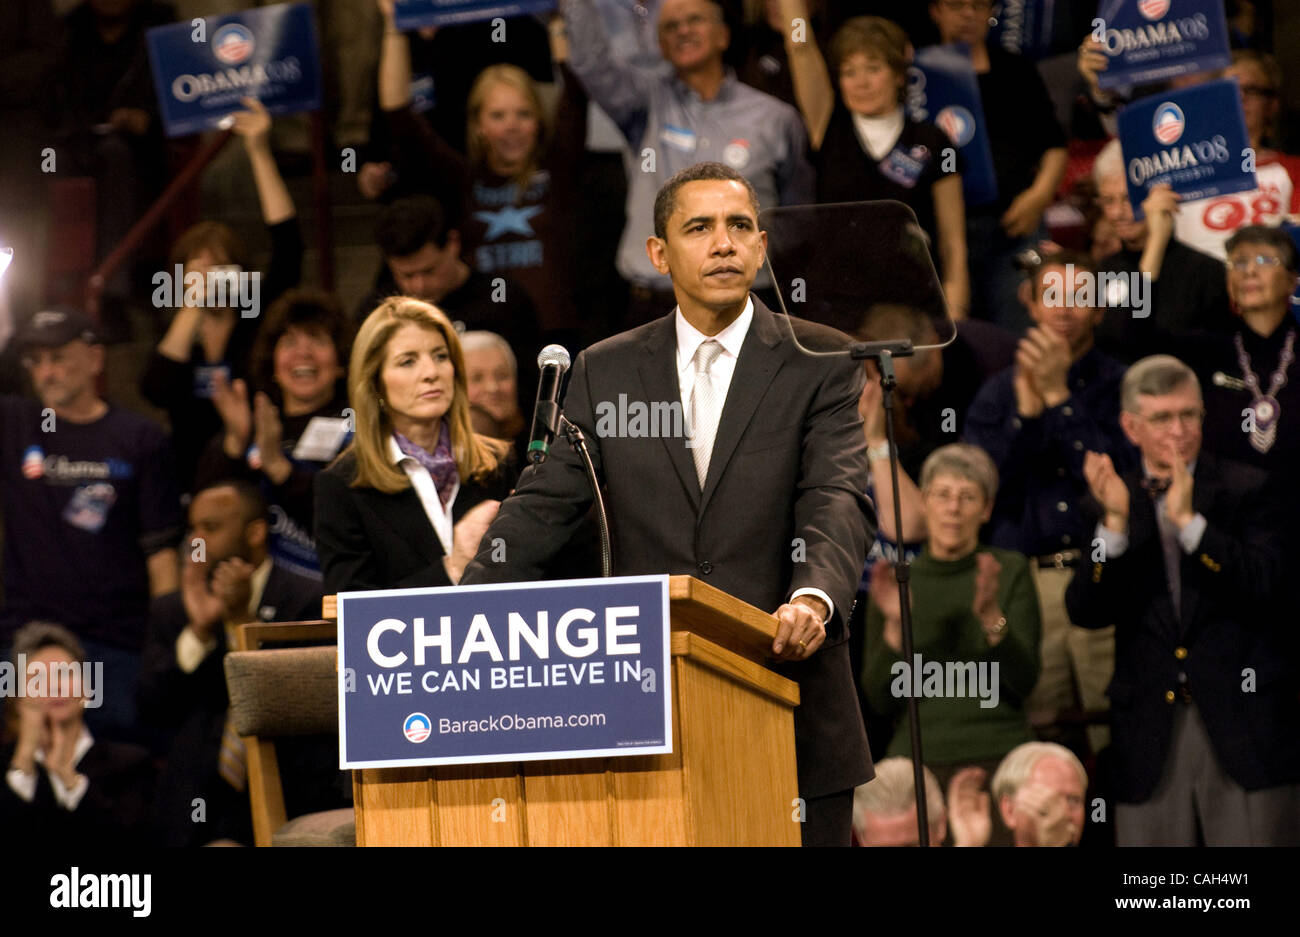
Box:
[1095,0,1231,90]
[146,3,322,138]
[394,0,555,30]
[1117,79,1255,218]
[337,576,673,769]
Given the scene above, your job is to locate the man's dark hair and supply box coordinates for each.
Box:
[653,162,760,240]
[197,479,269,529]
[855,303,938,345]
[375,195,450,258]
[1033,248,1096,296]
[1225,225,1299,272]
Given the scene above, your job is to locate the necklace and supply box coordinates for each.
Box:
[1234,327,1296,453]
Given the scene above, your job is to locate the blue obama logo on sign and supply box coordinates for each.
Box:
[1153,102,1185,145]
[404,713,432,743]
[213,24,255,65]
[1139,0,1170,19]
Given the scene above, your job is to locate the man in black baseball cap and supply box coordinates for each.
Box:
[16,308,104,420]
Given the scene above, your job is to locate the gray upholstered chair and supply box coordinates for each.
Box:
[224,640,355,847]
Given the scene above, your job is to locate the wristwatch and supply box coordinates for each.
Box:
[866,442,891,462]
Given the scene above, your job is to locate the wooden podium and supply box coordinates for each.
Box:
[330,576,802,846]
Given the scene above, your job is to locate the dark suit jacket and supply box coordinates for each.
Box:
[462,298,877,797]
[0,739,153,848]
[313,447,515,596]
[1065,452,1300,803]
[137,563,324,846]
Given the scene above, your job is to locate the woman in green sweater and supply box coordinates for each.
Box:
[862,443,1042,788]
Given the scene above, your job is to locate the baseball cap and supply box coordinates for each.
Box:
[16,308,101,351]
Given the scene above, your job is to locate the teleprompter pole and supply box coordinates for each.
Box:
[849,338,929,847]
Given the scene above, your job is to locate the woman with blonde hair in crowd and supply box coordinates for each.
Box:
[372,0,587,343]
[314,298,512,594]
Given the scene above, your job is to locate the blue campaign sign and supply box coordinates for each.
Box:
[1117,80,1254,217]
[989,0,1056,61]
[907,44,998,208]
[146,3,322,138]
[337,576,673,769]
[394,0,555,30]
[1095,0,1230,90]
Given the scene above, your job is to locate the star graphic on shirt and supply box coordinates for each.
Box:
[473,205,543,240]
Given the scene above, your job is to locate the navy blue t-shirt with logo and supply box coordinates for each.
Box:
[0,397,182,649]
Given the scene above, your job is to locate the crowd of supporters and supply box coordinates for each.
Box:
[0,0,1295,846]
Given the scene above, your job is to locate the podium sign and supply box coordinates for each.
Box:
[338,576,672,769]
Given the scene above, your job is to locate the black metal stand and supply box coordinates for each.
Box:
[848,338,929,847]
[558,415,612,578]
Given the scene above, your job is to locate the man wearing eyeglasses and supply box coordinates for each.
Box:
[1066,355,1299,845]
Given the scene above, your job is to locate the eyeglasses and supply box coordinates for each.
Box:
[1226,254,1286,273]
[937,0,994,11]
[1138,407,1204,430]
[924,488,983,507]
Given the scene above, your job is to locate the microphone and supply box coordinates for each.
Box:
[527,344,571,464]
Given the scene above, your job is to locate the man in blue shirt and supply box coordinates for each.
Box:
[558,0,815,325]
[0,308,182,741]
[964,251,1136,752]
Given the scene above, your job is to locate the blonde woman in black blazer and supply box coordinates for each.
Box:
[314,297,512,595]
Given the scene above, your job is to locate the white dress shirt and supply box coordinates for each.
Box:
[672,301,837,622]
[6,725,93,810]
[1092,461,1207,559]
[388,434,460,556]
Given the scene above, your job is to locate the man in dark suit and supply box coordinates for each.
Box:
[138,480,328,846]
[461,162,876,845]
[1067,355,1300,845]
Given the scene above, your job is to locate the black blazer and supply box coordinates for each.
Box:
[462,299,877,798]
[314,447,514,596]
[1065,452,1300,803]
[0,739,153,848]
[138,563,325,846]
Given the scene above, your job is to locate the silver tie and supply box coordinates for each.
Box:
[689,340,724,488]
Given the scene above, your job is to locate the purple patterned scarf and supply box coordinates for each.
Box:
[394,422,458,507]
